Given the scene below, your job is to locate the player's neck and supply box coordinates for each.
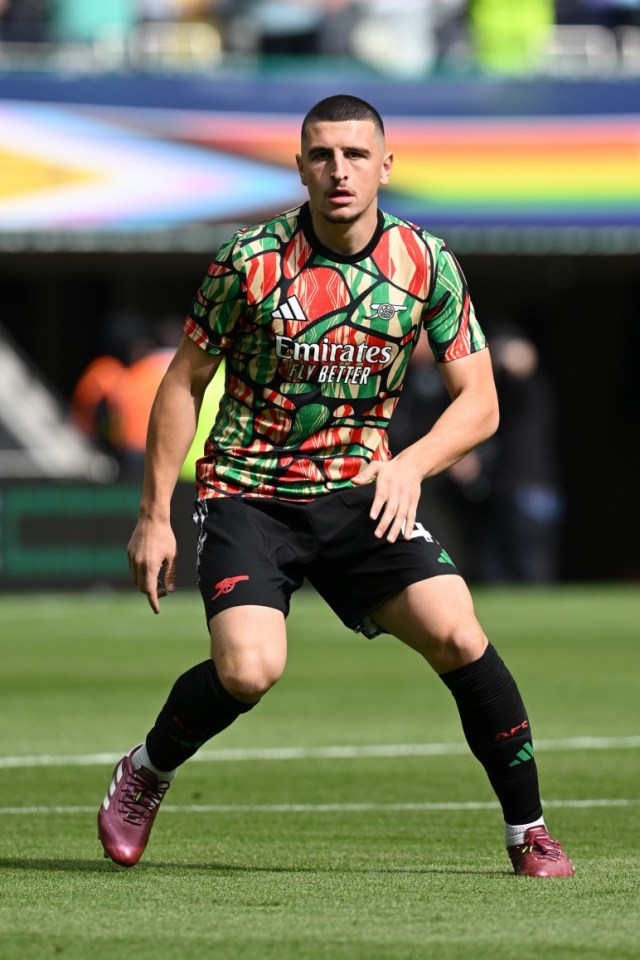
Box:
[308,206,379,257]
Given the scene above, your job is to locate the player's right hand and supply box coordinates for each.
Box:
[127,518,178,614]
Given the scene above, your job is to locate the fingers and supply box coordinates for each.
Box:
[163,556,177,594]
[373,500,406,542]
[358,460,421,541]
[128,553,176,614]
[145,577,162,615]
[127,521,178,614]
[128,555,159,614]
[370,488,419,543]
[352,462,378,485]
[150,557,177,612]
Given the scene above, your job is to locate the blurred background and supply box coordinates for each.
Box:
[0,0,638,590]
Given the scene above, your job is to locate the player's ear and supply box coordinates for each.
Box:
[296,153,307,185]
[380,151,393,187]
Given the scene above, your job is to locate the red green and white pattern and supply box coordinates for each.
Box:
[185,203,486,500]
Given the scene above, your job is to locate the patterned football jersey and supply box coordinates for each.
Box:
[185,202,486,500]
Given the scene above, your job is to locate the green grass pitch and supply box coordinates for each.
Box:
[0,585,639,959]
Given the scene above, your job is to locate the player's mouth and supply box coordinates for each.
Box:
[327,189,355,206]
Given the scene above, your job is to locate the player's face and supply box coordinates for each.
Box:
[296,120,393,228]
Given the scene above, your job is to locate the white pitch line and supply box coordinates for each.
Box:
[0,798,636,816]
[1,735,639,770]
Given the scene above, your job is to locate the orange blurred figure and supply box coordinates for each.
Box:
[71,354,126,449]
[111,345,175,475]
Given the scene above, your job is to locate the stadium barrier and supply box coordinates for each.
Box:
[0,481,198,590]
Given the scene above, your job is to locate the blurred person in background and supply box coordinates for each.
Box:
[109,333,177,478]
[138,0,205,19]
[390,321,563,584]
[556,0,640,27]
[72,318,180,477]
[217,0,462,69]
[348,0,439,75]
[0,0,50,41]
[432,0,472,67]
[450,322,563,584]
[218,0,337,55]
[138,0,220,27]
[341,1,474,75]
[468,0,555,73]
[71,352,126,458]
[50,0,136,43]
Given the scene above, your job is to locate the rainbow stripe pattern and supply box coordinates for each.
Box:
[0,102,638,231]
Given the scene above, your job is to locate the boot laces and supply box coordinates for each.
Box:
[525,828,563,861]
[118,767,168,824]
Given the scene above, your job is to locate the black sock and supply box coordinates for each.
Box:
[145,659,256,771]
[440,644,543,825]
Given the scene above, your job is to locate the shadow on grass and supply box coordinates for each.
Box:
[0,857,507,877]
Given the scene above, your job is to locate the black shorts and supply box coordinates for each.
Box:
[194,484,459,638]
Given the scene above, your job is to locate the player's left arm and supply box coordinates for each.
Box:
[354,349,499,542]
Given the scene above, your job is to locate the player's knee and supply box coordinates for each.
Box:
[429,622,488,673]
[215,651,284,702]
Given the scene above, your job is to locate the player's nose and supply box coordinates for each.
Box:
[330,153,347,181]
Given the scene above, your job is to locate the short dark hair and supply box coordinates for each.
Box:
[301,95,385,140]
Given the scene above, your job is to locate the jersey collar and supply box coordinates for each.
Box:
[299,202,384,265]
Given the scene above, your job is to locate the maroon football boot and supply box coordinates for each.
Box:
[508,825,575,877]
[98,747,170,867]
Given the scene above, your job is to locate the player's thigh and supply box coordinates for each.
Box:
[373,574,488,673]
[209,604,288,697]
[197,500,302,622]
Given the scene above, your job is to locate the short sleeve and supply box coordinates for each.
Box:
[422,244,486,363]
[183,234,248,354]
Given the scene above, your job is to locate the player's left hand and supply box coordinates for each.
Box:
[353,458,423,542]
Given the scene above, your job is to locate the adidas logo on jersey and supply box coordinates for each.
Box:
[272,296,307,321]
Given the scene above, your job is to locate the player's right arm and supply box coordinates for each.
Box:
[128,335,222,613]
